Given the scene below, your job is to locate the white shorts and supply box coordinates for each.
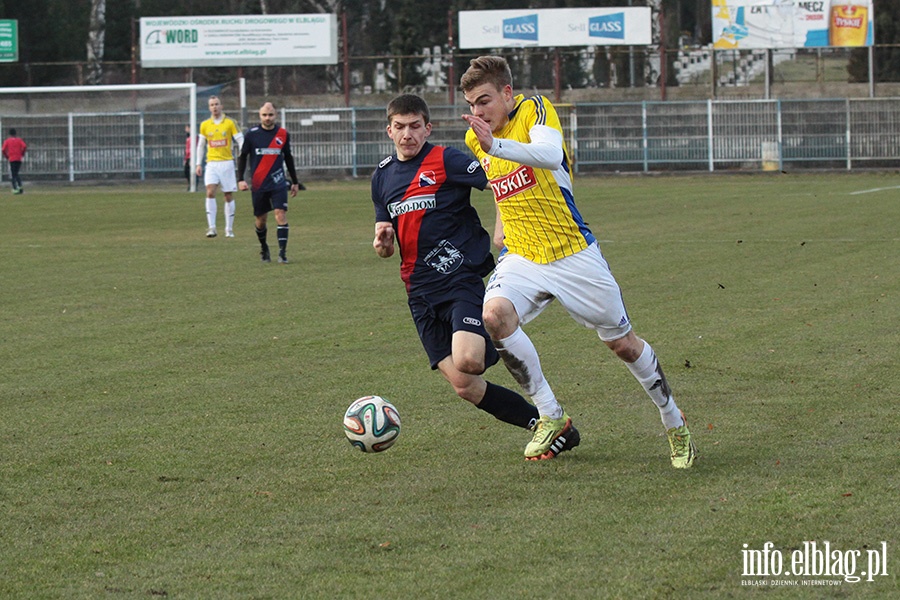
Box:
[203,160,237,192]
[484,242,632,342]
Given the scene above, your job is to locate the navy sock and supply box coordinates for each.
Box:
[256,226,267,247]
[277,224,289,253]
[476,382,539,430]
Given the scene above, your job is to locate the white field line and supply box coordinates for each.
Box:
[849,185,900,195]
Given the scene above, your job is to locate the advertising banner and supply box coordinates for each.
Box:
[458,8,652,49]
[0,20,18,63]
[140,14,337,67]
[712,0,873,49]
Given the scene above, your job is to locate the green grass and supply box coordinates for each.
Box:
[1,174,897,599]
[769,53,853,84]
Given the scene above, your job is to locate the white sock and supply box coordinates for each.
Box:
[495,327,563,419]
[225,200,235,232]
[205,197,217,228]
[626,341,683,430]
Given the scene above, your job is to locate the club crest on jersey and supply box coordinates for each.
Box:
[387,194,436,218]
[490,165,537,201]
[424,240,463,275]
[480,156,491,172]
[419,170,437,187]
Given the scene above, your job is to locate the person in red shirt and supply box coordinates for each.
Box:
[1,128,27,194]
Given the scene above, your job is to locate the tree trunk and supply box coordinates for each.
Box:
[86,0,107,85]
[261,0,269,96]
[644,0,661,87]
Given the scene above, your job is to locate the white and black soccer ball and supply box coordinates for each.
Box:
[343,395,401,453]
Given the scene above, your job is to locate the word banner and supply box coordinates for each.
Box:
[140,14,337,68]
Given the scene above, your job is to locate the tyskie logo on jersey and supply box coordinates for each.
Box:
[387,194,436,218]
[490,165,537,201]
[589,13,625,40]
[503,15,538,42]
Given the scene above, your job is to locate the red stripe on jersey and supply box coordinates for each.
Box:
[252,127,288,189]
[398,146,447,290]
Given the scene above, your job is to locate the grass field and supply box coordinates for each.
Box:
[1,173,897,599]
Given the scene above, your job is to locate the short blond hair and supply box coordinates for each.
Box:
[460,56,512,93]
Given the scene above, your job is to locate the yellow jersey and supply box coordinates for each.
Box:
[466,94,594,264]
[199,116,241,162]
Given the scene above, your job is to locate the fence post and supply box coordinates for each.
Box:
[845,98,851,170]
[139,112,146,181]
[707,99,714,172]
[351,107,358,178]
[570,106,579,175]
[641,101,648,173]
[68,113,75,182]
[777,99,783,172]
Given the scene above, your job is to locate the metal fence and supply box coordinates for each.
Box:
[0,111,189,182]
[2,97,899,183]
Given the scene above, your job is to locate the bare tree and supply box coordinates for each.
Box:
[261,0,270,95]
[644,0,661,87]
[86,0,107,85]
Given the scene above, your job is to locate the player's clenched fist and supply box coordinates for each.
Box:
[373,222,395,258]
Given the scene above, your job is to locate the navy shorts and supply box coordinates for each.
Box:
[252,187,289,217]
[408,277,499,371]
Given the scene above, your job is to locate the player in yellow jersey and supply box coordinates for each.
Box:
[196,96,244,238]
[461,56,696,467]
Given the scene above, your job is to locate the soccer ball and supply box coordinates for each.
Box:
[343,395,401,453]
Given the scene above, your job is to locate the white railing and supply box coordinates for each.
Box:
[2,97,898,182]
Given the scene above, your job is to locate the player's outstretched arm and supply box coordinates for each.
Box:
[236,151,249,190]
[284,152,303,196]
[493,205,505,250]
[373,221,395,258]
[195,136,207,176]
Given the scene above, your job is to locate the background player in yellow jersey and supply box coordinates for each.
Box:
[461,56,696,467]
[196,96,244,238]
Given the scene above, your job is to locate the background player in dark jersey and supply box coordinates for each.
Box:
[372,94,557,450]
[238,102,304,263]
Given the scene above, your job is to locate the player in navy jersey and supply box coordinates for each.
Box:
[238,102,304,263]
[372,94,566,450]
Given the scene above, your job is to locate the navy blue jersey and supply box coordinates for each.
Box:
[237,124,298,192]
[372,142,492,298]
